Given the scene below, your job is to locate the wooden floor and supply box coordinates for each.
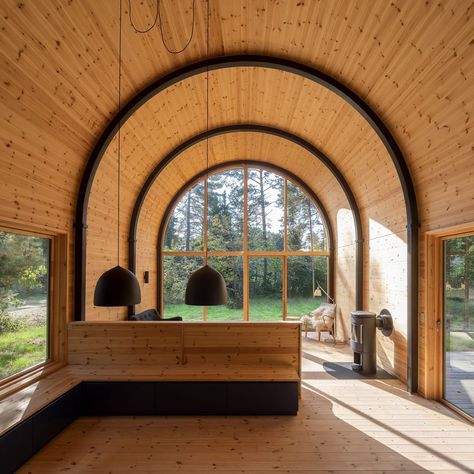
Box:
[19,337,474,473]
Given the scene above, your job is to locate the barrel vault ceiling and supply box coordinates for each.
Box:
[0,0,472,235]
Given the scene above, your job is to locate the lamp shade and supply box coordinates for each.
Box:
[185,264,227,306]
[94,265,141,306]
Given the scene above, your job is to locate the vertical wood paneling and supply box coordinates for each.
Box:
[0,0,472,395]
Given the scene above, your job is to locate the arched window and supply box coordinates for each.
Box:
[161,166,330,321]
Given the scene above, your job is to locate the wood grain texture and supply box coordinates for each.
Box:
[19,340,474,473]
[0,0,472,396]
[0,367,80,438]
[0,320,300,438]
[68,321,301,381]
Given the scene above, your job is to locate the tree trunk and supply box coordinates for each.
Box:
[308,199,315,294]
[185,192,191,251]
[258,170,268,289]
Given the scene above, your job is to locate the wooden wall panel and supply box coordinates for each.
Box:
[68,321,301,381]
[335,209,357,343]
[0,0,472,394]
[134,133,352,320]
[368,228,408,380]
[68,322,182,366]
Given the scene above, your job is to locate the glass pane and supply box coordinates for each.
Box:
[249,257,282,320]
[163,256,204,320]
[287,181,326,251]
[207,169,244,251]
[287,256,328,317]
[444,236,474,418]
[247,169,284,251]
[164,182,204,251]
[0,231,49,380]
[206,256,243,321]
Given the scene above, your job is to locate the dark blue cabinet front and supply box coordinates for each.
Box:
[2,380,298,472]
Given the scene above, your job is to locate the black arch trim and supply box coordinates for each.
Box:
[154,160,336,318]
[128,125,363,312]
[75,55,418,392]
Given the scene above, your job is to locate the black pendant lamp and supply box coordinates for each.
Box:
[95,265,141,306]
[185,0,227,306]
[185,265,227,306]
[94,0,141,307]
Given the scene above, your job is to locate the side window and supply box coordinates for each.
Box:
[0,230,50,380]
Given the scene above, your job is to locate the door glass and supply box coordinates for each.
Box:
[444,236,474,418]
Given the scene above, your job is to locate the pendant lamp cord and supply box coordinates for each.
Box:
[205,0,210,266]
[117,0,123,265]
[128,0,195,54]
[206,0,209,177]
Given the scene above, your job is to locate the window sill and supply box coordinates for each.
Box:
[0,360,66,401]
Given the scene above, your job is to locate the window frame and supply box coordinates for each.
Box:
[159,164,331,321]
[0,222,68,391]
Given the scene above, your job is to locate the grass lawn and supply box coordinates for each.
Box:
[0,325,47,380]
[445,296,474,331]
[447,331,474,352]
[164,296,324,321]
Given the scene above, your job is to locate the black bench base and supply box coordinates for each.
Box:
[1,381,298,473]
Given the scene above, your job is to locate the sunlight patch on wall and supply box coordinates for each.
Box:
[369,218,408,379]
[335,208,356,341]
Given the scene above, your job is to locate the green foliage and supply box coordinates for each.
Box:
[287,256,327,298]
[0,325,47,379]
[446,332,474,352]
[164,182,204,251]
[163,256,204,305]
[247,169,284,251]
[0,287,21,313]
[162,168,330,319]
[445,296,474,331]
[208,256,243,309]
[0,231,49,299]
[444,236,474,331]
[19,264,47,291]
[249,257,282,297]
[165,296,322,321]
[287,296,324,318]
[0,231,49,380]
[0,312,23,334]
[207,169,244,251]
[287,182,325,251]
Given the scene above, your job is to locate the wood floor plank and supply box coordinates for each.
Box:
[18,340,474,473]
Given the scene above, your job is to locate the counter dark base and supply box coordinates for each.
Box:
[1,381,298,473]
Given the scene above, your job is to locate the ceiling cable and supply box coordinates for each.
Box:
[128,0,195,54]
[128,0,158,33]
[117,0,123,264]
[205,0,210,265]
[206,0,209,176]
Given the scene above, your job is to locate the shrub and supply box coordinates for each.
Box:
[0,312,23,334]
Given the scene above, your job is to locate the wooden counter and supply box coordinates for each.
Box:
[67,321,301,382]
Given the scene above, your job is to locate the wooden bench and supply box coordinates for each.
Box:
[0,321,301,472]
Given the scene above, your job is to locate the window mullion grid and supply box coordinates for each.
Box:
[283,178,288,320]
[47,237,53,361]
[162,250,329,257]
[161,166,331,323]
[243,166,249,321]
[203,175,208,320]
